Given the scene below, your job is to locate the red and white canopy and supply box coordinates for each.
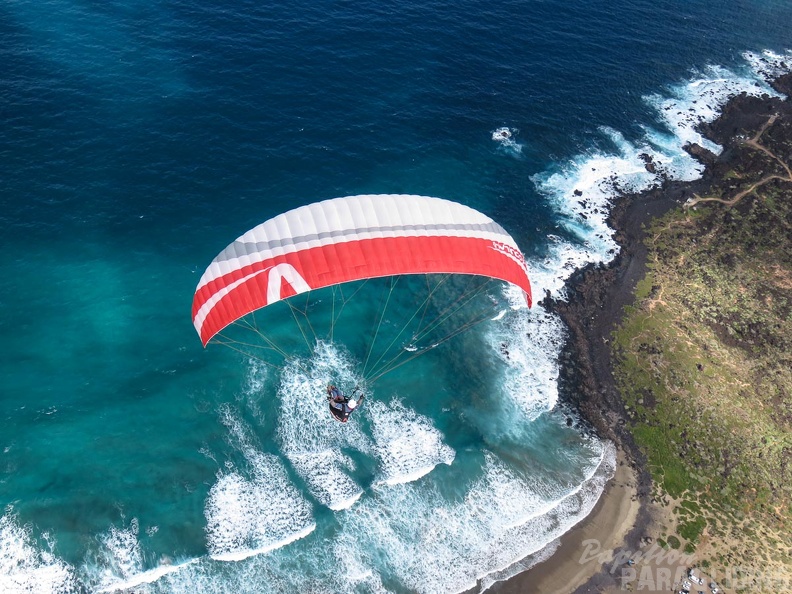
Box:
[192,194,532,346]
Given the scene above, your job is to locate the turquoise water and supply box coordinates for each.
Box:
[1,0,790,591]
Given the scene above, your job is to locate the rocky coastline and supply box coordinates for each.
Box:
[555,71,792,442]
[541,72,791,592]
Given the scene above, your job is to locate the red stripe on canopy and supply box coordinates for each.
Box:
[193,234,531,346]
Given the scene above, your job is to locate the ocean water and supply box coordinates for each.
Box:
[1,0,790,592]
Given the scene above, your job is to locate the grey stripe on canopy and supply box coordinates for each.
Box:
[213,221,509,264]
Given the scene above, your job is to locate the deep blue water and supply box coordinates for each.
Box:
[1,0,790,592]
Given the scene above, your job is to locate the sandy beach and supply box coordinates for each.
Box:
[490,450,717,594]
[489,451,640,594]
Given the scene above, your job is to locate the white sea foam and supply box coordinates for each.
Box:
[479,537,562,592]
[205,410,315,560]
[486,303,566,422]
[239,359,270,420]
[492,127,513,141]
[744,49,792,85]
[244,359,269,394]
[275,341,372,509]
[645,64,783,157]
[366,399,455,486]
[491,126,524,156]
[97,441,613,594]
[487,280,571,424]
[92,520,142,587]
[95,558,197,593]
[143,532,390,594]
[287,452,364,511]
[477,444,616,592]
[205,470,316,560]
[86,518,199,592]
[0,511,76,594]
[525,235,591,300]
[533,129,658,268]
[328,441,615,594]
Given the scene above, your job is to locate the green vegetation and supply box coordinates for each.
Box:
[612,111,792,583]
[678,516,706,543]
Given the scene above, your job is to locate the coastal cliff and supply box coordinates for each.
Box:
[552,74,792,593]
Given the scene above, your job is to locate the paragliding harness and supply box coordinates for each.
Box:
[326,385,364,423]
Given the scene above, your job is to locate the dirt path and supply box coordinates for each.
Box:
[685,113,791,209]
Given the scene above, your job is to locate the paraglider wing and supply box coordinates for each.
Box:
[192,194,532,346]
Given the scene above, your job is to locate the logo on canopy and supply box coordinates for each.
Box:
[266,262,311,304]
